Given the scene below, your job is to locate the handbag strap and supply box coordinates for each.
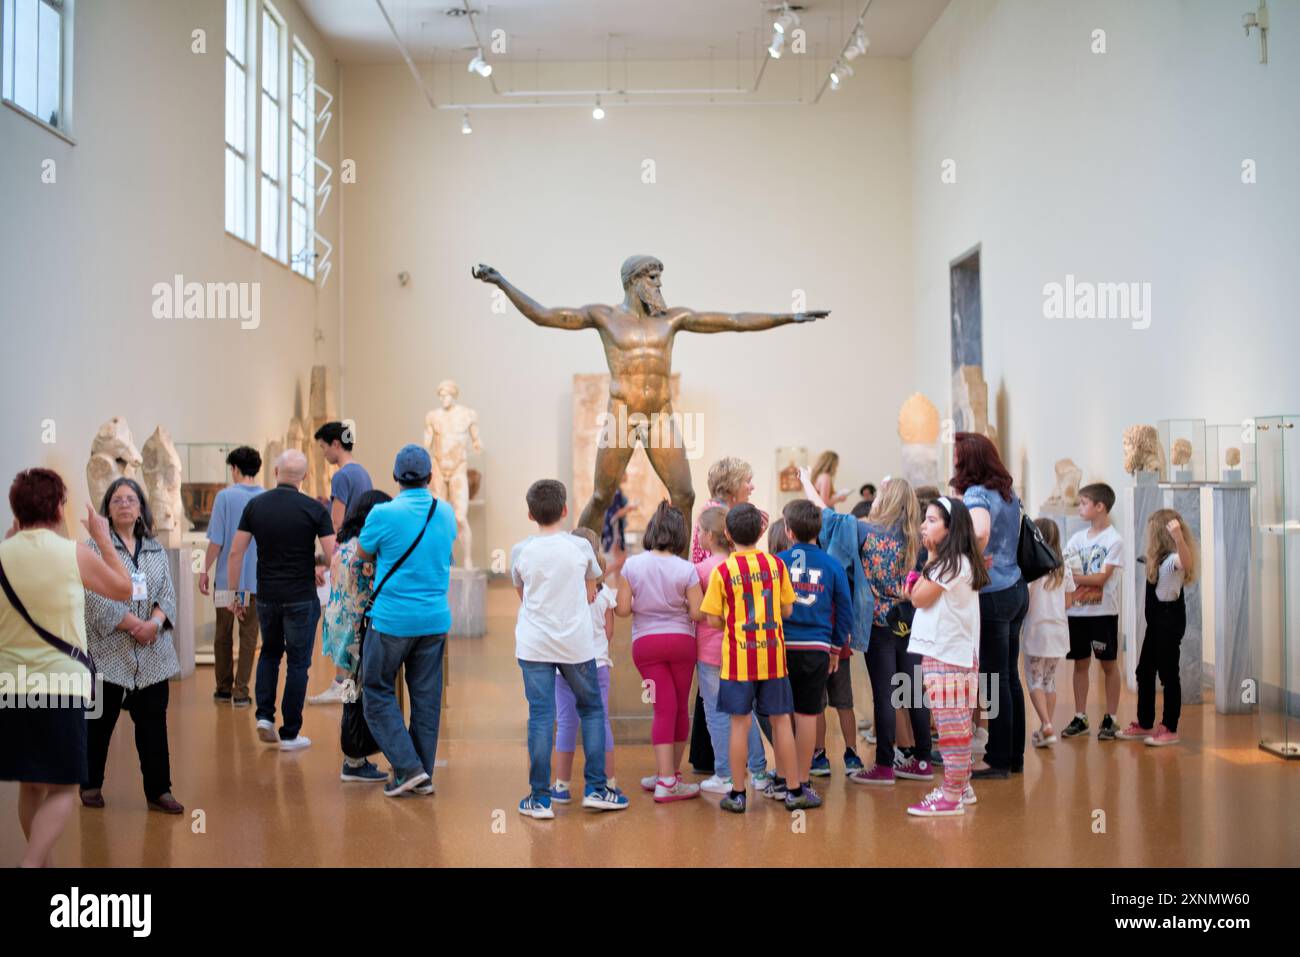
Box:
[0,556,97,700]
[366,498,438,614]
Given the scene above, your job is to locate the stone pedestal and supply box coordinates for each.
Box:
[449,567,487,638]
[900,442,940,489]
[164,547,196,679]
[1036,506,1089,552]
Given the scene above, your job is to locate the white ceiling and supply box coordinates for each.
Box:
[299,0,951,64]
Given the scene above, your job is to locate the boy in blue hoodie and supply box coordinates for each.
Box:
[776,499,853,807]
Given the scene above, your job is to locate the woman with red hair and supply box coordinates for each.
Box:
[951,433,1029,779]
[0,468,132,866]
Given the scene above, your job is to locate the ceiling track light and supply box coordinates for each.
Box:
[461,111,472,134]
[592,96,605,120]
[468,50,492,77]
[772,3,800,35]
[844,28,869,61]
[768,32,785,59]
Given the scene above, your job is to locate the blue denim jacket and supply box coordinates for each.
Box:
[818,507,875,653]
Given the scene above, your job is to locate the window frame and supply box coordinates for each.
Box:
[259,0,288,265]
[289,37,315,281]
[224,0,256,245]
[1,0,76,144]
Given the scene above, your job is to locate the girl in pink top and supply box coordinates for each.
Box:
[618,503,702,803]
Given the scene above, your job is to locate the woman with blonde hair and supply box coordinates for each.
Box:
[845,477,932,786]
[811,451,850,508]
[1116,509,1197,747]
[689,457,768,563]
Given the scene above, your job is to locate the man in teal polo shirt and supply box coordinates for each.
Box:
[357,445,458,797]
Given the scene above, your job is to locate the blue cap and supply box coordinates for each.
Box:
[393,444,432,483]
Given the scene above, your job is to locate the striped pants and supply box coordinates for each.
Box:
[922,656,977,800]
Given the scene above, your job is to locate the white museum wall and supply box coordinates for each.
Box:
[339,55,915,557]
[910,0,1300,506]
[0,0,341,527]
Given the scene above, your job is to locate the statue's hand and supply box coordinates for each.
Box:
[793,310,829,322]
[471,263,501,284]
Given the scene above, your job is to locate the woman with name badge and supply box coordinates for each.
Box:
[80,478,185,814]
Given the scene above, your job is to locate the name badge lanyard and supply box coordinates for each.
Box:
[112,529,149,687]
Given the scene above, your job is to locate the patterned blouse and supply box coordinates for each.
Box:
[859,522,907,628]
[83,534,180,690]
[322,538,376,672]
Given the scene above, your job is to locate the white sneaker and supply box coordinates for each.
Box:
[700,774,733,794]
[256,719,278,744]
[748,769,774,791]
[308,681,347,705]
[961,784,977,805]
[279,735,311,751]
[641,771,678,792]
[972,727,989,756]
[654,778,700,803]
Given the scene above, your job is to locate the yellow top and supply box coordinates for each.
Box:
[0,529,90,700]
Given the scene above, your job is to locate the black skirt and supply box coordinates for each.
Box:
[0,695,89,785]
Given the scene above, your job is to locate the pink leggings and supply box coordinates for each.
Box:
[631,633,697,746]
[923,656,977,799]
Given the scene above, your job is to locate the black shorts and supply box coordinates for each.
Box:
[786,650,831,715]
[822,652,854,710]
[1067,615,1119,662]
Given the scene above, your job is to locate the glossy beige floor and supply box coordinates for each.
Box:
[3,582,1297,867]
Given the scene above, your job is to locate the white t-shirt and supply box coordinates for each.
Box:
[590,582,617,669]
[1153,553,1185,603]
[1064,525,1124,618]
[907,556,980,668]
[1023,565,1076,658]
[511,534,603,664]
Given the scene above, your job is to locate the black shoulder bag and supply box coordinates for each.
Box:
[1017,507,1062,584]
[341,499,438,759]
[0,557,97,702]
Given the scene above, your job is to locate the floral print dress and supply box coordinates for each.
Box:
[322,538,375,673]
[859,522,907,628]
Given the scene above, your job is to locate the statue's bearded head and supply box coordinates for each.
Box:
[621,255,667,316]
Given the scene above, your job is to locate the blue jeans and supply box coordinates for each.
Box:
[696,662,766,780]
[255,598,320,740]
[362,628,446,777]
[519,658,605,799]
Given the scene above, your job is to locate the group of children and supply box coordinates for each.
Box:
[509,475,1197,821]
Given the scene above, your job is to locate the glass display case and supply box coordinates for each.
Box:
[1157,418,1206,483]
[1254,414,1299,758]
[774,446,807,509]
[175,441,239,532]
[1205,423,1256,484]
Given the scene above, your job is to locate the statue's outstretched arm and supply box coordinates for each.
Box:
[677,309,829,333]
[472,264,593,330]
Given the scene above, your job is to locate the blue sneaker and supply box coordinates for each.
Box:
[843,747,865,774]
[582,785,630,811]
[551,780,572,804]
[809,749,832,777]
[340,759,388,783]
[518,794,555,819]
[384,769,430,797]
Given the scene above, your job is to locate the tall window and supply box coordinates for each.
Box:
[2,0,70,134]
[224,0,254,241]
[290,40,315,280]
[260,3,286,262]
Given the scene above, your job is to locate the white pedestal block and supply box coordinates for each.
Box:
[164,547,196,679]
[449,567,487,638]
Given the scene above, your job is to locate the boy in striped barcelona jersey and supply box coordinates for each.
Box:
[700,503,801,814]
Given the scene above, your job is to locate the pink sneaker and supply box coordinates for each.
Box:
[907,788,965,817]
[1115,721,1154,741]
[1144,725,1180,747]
[849,764,895,786]
[895,757,934,781]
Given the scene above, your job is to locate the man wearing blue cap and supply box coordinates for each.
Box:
[356,444,458,797]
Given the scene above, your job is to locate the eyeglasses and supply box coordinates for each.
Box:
[109,497,139,507]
